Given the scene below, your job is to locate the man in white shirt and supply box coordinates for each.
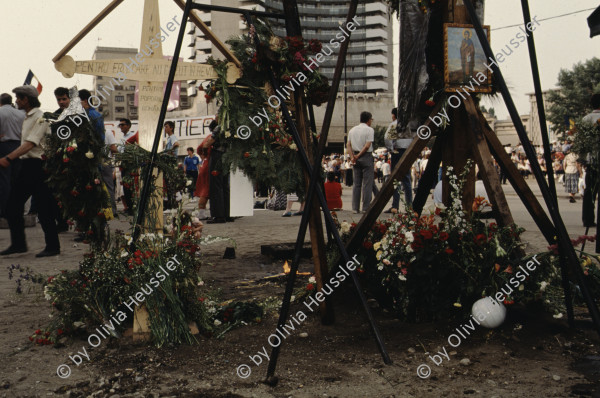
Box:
[0,85,59,257]
[164,121,179,157]
[0,93,25,218]
[346,111,374,214]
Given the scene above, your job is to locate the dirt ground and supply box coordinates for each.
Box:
[1,182,599,397]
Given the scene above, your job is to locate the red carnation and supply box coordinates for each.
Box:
[439,231,449,241]
[306,283,314,291]
[445,247,454,254]
[425,99,435,107]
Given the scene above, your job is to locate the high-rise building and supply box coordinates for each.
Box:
[259,0,393,93]
[188,0,394,95]
[186,0,395,146]
[92,46,191,121]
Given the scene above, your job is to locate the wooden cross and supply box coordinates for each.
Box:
[53,0,241,150]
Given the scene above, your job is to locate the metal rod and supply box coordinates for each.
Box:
[131,0,192,244]
[520,0,557,203]
[464,0,600,336]
[191,3,285,19]
[240,6,391,379]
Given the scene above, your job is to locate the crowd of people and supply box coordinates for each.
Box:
[1,86,597,257]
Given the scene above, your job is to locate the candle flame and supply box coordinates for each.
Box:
[283,261,291,274]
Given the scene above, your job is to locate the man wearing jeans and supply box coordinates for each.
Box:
[384,108,413,212]
[347,111,374,214]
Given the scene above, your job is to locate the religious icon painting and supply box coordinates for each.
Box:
[443,23,492,93]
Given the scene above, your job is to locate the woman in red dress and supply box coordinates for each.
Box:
[194,135,212,220]
[324,172,343,210]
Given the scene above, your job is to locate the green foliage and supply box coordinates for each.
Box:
[572,118,600,169]
[43,114,110,247]
[547,57,600,134]
[203,18,331,197]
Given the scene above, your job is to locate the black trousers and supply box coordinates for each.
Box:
[0,140,20,217]
[582,168,598,227]
[186,170,198,197]
[6,159,59,251]
[208,150,230,219]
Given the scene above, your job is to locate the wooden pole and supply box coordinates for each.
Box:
[280,0,333,324]
[52,0,125,63]
[172,0,242,68]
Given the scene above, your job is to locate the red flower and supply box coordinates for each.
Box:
[244,152,250,158]
[70,190,79,197]
[57,329,63,335]
[309,39,322,53]
[306,283,315,291]
[363,241,373,250]
[503,265,513,274]
[425,100,435,107]
[445,247,454,254]
[134,249,142,257]
[435,207,442,216]
[124,277,131,284]
[35,329,41,335]
[135,257,143,265]
[439,231,449,241]
[85,185,92,191]
[86,230,94,235]
[63,158,69,163]
[494,263,501,272]
[420,230,433,240]
[47,276,54,283]
[474,233,487,244]
[211,170,219,176]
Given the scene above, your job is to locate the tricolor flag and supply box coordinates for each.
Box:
[24,70,43,94]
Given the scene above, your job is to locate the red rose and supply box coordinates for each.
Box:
[306,283,314,291]
[425,100,435,107]
[363,241,373,250]
[445,248,454,254]
[474,233,486,244]
[35,329,41,335]
[439,231,449,241]
[420,230,433,240]
[211,170,219,176]
[244,152,250,158]
[63,158,69,163]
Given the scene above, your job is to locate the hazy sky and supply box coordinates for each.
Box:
[1,0,598,120]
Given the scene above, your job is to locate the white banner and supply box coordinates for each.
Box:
[105,115,216,144]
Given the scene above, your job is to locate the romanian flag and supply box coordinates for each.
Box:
[24,70,43,94]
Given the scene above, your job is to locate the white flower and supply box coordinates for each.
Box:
[289,143,297,150]
[224,131,231,138]
[377,264,384,271]
[382,259,391,265]
[44,286,52,301]
[540,281,548,292]
[398,274,406,281]
[308,276,316,284]
[553,313,563,319]
[405,231,414,243]
[214,319,222,326]
[340,221,351,234]
[85,151,94,159]
[72,143,77,149]
[120,250,129,258]
[290,295,296,302]
[518,284,524,291]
